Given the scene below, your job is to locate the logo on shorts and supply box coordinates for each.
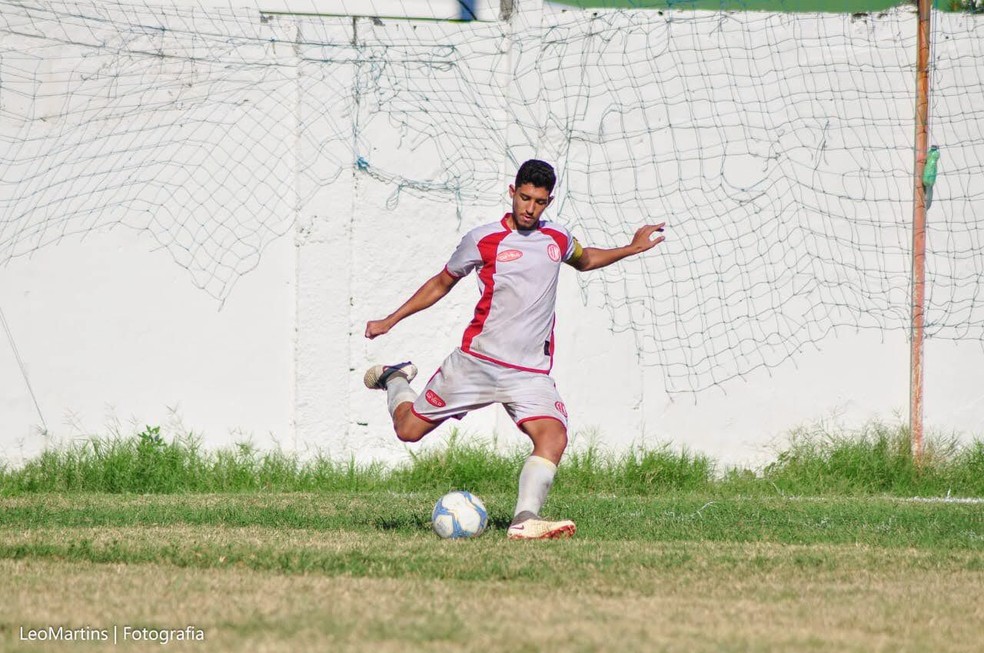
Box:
[554,401,567,417]
[547,244,561,262]
[426,390,447,408]
[496,249,523,263]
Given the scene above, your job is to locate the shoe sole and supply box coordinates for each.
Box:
[364,362,416,389]
[507,522,576,540]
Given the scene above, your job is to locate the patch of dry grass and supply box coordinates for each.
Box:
[2,526,983,652]
[2,491,981,651]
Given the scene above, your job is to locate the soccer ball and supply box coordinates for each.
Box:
[431,490,488,539]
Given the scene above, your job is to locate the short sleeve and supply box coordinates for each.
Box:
[444,233,481,278]
[566,237,583,264]
[540,222,578,263]
[561,229,582,261]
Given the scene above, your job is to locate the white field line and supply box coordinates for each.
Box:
[896,496,984,504]
[780,495,984,505]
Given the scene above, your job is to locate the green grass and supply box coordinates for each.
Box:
[757,421,984,496]
[2,421,983,498]
[1,492,982,651]
[2,422,983,652]
[4,530,982,653]
[0,492,981,552]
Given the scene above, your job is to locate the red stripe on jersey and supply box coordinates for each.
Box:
[537,228,566,369]
[540,227,570,260]
[461,229,510,352]
[461,347,550,375]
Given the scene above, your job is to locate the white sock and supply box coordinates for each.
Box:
[513,455,557,518]
[385,375,418,417]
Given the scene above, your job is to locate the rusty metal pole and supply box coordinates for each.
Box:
[910,0,932,463]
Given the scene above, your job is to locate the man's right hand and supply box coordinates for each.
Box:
[365,319,392,339]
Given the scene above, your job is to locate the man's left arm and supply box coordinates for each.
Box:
[566,223,665,272]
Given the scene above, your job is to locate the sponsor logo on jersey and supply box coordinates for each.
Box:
[426,390,447,408]
[496,249,523,262]
[554,401,567,417]
[547,244,561,262]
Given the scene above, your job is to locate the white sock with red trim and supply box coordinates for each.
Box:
[385,376,418,417]
[513,455,557,518]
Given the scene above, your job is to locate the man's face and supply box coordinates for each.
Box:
[509,183,553,231]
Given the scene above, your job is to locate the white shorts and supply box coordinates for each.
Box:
[411,348,569,429]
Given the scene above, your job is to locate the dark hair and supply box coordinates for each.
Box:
[515,159,556,193]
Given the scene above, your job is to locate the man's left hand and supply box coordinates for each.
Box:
[631,223,666,253]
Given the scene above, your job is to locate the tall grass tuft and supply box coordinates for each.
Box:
[947,440,984,495]
[388,433,524,494]
[1,421,982,497]
[561,443,715,494]
[758,420,984,497]
[1,426,389,494]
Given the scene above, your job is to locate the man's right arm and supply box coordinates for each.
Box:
[364,269,460,339]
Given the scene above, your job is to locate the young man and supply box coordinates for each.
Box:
[364,159,665,540]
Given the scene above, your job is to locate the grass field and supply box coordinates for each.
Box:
[2,424,983,651]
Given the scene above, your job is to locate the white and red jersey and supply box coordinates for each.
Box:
[443,214,577,373]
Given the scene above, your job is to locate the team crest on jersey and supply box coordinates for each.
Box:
[496,249,523,263]
[547,244,561,262]
[554,401,567,417]
[426,390,447,408]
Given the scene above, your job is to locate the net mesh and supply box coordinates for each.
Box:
[1,0,982,393]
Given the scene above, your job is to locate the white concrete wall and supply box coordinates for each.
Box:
[2,2,982,467]
[0,1,299,460]
[0,229,295,459]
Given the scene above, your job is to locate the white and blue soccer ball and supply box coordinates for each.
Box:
[431,490,488,539]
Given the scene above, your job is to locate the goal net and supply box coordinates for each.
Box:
[1,0,982,394]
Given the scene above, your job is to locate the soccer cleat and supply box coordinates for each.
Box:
[506,511,576,540]
[363,361,417,389]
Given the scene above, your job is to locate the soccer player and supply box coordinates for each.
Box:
[364,159,665,540]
